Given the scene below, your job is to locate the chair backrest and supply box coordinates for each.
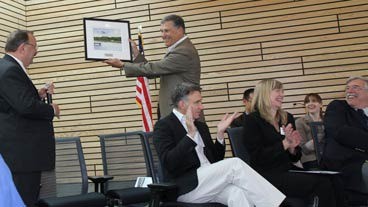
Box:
[98,131,150,191]
[309,121,324,165]
[140,131,165,183]
[54,137,88,197]
[226,127,250,163]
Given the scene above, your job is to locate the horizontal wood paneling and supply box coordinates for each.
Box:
[0,0,366,176]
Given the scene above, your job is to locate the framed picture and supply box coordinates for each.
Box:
[83,18,132,61]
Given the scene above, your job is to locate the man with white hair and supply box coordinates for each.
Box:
[322,76,368,195]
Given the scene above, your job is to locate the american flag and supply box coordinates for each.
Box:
[136,25,153,132]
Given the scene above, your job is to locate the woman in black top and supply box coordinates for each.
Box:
[242,79,345,207]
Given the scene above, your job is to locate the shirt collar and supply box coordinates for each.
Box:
[173,108,185,124]
[6,53,29,78]
[364,108,368,116]
[167,35,187,52]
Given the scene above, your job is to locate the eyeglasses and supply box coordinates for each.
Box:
[345,85,368,91]
[25,42,38,50]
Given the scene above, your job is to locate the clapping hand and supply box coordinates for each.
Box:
[282,124,301,153]
[216,112,239,140]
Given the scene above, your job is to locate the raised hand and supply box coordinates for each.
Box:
[185,105,197,138]
[217,112,239,140]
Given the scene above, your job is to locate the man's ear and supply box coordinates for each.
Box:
[178,100,186,110]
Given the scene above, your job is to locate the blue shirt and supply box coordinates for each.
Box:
[0,154,25,207]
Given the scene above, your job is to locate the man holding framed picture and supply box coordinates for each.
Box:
[104,14,201,119]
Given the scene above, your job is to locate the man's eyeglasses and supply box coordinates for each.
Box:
[25,42,38,50]
[345,85,368,91]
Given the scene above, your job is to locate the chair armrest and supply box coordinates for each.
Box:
[148,182,177,191]
[148,183,177,207]
[88,175,114,193]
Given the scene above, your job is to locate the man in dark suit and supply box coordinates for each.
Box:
[153,83,285,207]
[231,88,254,128]
[0,30,60,206]
[104,14,201,118]
[322,76,368,193]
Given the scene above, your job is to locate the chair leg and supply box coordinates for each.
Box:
[149,191,161,207]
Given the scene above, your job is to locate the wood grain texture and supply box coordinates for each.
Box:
[0,0,366,175]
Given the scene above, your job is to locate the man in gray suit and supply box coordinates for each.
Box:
[104,14,201,118]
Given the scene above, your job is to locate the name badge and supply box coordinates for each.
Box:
[280,127,285,135]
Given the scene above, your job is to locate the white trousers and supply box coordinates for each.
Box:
[177,157,285,207]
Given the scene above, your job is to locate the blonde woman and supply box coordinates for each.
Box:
[295,93,325,170]
[242,79,345,207]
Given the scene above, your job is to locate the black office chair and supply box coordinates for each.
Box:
[140,131,226,207]
[36,137,107,207]
[309,121,324,166]
[98,132,151,207]
[226,127,319,207]
[310,122,368,206]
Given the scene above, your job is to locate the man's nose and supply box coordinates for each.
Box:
[199,104,204,110]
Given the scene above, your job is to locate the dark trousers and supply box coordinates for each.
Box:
[265,170,346,207]
[13,171,41,207]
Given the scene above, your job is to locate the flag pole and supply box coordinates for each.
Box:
[135,25,153,132]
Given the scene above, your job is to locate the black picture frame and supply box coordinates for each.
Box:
[83,18,132,61]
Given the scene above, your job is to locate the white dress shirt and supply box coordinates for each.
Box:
[168,36,188,52]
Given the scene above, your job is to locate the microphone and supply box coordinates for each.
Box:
[293,102,304,106]
[44,83,53,104]
[47,93,52,104]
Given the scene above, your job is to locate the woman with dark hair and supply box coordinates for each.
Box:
[296,93,324,170]
[242,79,346,207]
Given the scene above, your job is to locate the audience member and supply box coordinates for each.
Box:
[0,154,25,207]
[231,88,254,128]
[153,83,285,207]
[322,76,368,194]
[0,30,60,206]
[104,14,201,118]
[242,79,345,207]
[295,93,325,170]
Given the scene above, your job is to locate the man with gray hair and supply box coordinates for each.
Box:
[104,14,201,119]
[153,82,285,207]
[322,76,368,199]
[0,30,60,206]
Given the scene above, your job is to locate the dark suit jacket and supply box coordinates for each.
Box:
[322,100,368,191]
[153,112,225,196]
[242,111,301,176]
[124,38,201,118]
[0,54,55,173]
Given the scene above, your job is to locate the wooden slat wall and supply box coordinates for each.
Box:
[0,1,26,51]
[1,0,367,175]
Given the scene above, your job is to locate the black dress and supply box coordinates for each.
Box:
[242,111,346,207]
